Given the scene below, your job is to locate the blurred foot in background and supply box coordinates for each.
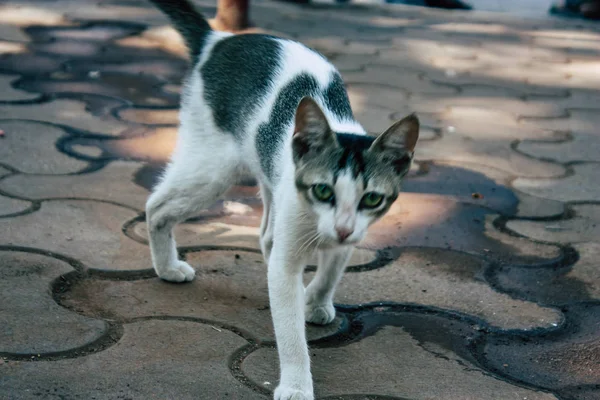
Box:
[550,0,600,19]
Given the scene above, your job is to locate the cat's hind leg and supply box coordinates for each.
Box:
[304,247,353,325]
[145,135,240,282]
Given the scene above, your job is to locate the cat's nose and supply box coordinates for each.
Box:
[336,228,353,243]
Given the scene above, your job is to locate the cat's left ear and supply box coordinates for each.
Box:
[370,113,419,175]
[292,97,337,163]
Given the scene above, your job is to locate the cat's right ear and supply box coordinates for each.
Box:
[292,97,337,163]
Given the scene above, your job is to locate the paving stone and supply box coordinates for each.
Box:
[0,74,39,102]
[492,242,600,305]
[518,133,600,163]
[64,127,177,164]
[0,120,88,174]
[17,71,179,107]
[0,250,107,354]
[324,248,561,330]
[0,162,149,210]
[61,250,346,343]
[0,193,31,217]
[0,52,67,76]
[0,200,151,272]
[0,100,130,136]
[410,107,565,179]
[0,24,29,42]
[506,205,600,244]
[24,22,143,43]
[513,164,600,202]
[116,25,188,59]
[413,90,566,119]
[483,303,600,399]
[429,160,565,218]
[0,40,25,55]
[117,107,178,125]
[521,110,600,136]
[345,81,409,111]
[0,320,265,399]
[0,5,69,27]
[513,190,565,219]
[243,325,558,399]
[342,64,457,95]
[363,191,560,266]
[65,3,165,25]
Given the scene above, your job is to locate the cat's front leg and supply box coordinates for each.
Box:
[305,247,353,325]
[268,237,314,400]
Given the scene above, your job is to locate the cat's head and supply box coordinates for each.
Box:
[292,97,419,247]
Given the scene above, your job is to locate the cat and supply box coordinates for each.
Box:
[146,1,419,399]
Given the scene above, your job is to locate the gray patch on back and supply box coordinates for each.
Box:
[256,74,320,180]
[256,72,357,181]
[201,35,283,136]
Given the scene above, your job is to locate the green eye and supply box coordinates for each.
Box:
[312,184,334,202]
[360,192,384,209]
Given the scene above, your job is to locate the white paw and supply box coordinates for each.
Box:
[274,386,314,400]
[156,260,195,282]
[305,301,336,325]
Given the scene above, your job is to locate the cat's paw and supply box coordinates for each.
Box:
[274,386,314,400]
[305,301,336,325]
[156,260,195,283]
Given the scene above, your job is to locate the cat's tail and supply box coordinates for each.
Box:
[148,0,212,61]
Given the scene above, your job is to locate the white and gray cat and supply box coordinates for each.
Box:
[146,1,419,399]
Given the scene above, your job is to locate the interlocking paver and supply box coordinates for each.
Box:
[243,325,558,399]
[506,205,600,244]
[325,248,561,330]
[118,107,179,125]
[520,109,600,135]
[0,320,265,399]
[0,120,87,174]
[0,162,150,210]
[61,250,345,342]
[342,64,458,95]
[0,193,30,217]
[0,100,129,136]
[0,200,151,272]
[0,250,107,354]
[0,24,28,42]
[483,303,600,398]
[513,163,600,202]
[0,5,69,27]
[518,133,600,163]
[492,242,600,305]
[1,0,599,398]
[0,74,39,102]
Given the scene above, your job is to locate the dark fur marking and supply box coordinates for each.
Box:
[324,73,354,122]
[334,133,375,184]
[256,73,320,179]
[202,35,282,136]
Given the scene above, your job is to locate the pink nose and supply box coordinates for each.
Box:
[336,228,353,242]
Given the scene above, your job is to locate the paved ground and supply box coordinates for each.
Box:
[0,0,599,399]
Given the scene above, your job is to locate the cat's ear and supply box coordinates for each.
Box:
[370,113,419,175]
[292,97,337,162]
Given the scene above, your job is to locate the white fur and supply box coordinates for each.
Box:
[145,32,382,400]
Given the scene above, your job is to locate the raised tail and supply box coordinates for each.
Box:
[148,0,212,61]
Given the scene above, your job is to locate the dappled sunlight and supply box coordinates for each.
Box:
[429,22,515,35]
[0,41,25,54]
[108,126,177,163]
[117,25,188,59]
[364,193,458,248]
[0,5,69,26]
